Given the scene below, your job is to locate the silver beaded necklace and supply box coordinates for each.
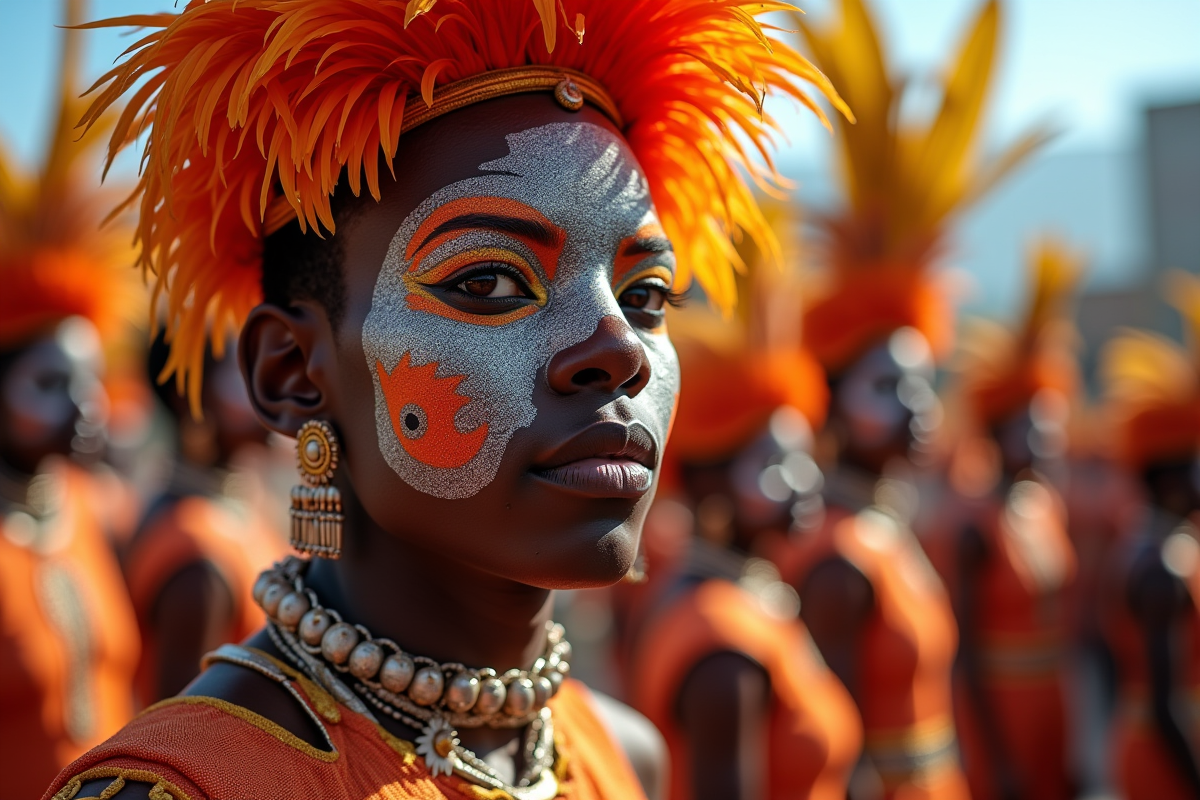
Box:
[254,557,570,799]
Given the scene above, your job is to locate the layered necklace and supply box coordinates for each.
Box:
[253,557,572,800]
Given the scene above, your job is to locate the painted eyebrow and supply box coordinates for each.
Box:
[620,236,674,257]
[415,213,562,254]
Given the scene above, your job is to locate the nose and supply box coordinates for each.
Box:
[546,315,651,397]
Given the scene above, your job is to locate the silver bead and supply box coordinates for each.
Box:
[304,438,323,463]
[546,669,564,694]
[408,667,445,706]
[275,592,311,629]
[380,654,415,694]
[532,675,553,709]
[320,622,360,665]
[504,677,535,716]
[348,641,385,681]
[260,582,288,617]
[556,659,571,678]
[252,573,275,605]
[445,673,480,713]
[556,641,572,663]
[299,608,332,646]
[474,677,506,715]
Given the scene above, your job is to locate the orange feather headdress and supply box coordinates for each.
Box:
[799,0,1050,373]
[79,0,849,412]
[0,0,138,349]
[1101,271,1200,471]
[667,202,827,464]
[959,238,1083,425]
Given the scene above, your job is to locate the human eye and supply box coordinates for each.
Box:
[452,264,533,300]
[617,271,683,330]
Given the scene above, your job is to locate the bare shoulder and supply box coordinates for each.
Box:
[587,689,669,800]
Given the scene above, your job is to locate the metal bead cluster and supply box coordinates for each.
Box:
[290,421,343,559]
[253,559,572,729]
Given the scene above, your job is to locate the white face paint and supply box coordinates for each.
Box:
[362,122,679,499]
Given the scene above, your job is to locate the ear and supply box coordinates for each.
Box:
[238,301,333,437]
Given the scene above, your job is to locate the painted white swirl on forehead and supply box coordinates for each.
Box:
[363,122,679,499]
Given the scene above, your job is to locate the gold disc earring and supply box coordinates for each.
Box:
[290,420,343,559]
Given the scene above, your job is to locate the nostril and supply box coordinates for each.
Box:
[572,367,611,387]
[620,373,644,390]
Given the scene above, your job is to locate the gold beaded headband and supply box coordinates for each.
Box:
[263,66,622,237]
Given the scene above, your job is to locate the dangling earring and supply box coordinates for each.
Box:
[291,420,343,559]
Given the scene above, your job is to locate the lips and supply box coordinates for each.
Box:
[532,421,658,498]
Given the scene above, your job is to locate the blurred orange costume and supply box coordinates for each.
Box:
[930,241,1082,800]
[1099,272,1200,800]
[0,3,141,796]
[124,485,284,706]
[778,1,1046,796]
[48,647,642,800]
[43,0,847,796]
[630,285,862,800]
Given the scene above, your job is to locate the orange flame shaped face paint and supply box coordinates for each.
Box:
[375,355,488,469]
[363,122,680,500]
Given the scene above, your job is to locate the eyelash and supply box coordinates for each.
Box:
[443,262,534,298]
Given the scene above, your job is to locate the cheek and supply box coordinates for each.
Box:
[639,336,680,452]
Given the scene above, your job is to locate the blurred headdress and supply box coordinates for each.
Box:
[79,0,850,412]
[1101,271,1200,470]
[668,201,827,465]
[959,237,1084,425]
[0,0,138,349]
[799,0,1050,372]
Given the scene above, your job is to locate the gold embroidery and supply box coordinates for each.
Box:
[373,722,418,765]
[462,786,515,800]
[148,695,339,762]
[240,646,343,723]
[53,767,194,800]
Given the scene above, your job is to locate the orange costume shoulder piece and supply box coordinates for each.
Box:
[927,480,1076,800]
[1104,517,1200,800]
[631,578,862,800]
[1,461,140,800]
[124,493,286,707]
[44,647,645,800]
[777,505,968,800]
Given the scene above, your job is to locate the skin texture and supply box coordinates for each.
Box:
[672,408,818,800]
[93,93,671,797]
[0,320,104,478]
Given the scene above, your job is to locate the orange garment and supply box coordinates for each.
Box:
[928,480,1076,800]
[775,506,968,800]
[43,654,645,800]
[124,493,285,707]
[631,578,861,800]
[0,461,140,800]
[1104,519,1200,800]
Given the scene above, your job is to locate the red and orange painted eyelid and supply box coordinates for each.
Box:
[613,265,675,299]
[405,196,566,281]
[406,246,549,306]
[612,222,674,289]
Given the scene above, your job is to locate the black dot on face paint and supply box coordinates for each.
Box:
[404,413,420,431]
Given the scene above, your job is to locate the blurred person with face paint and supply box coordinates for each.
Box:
[0,3,143,797]
[120,332,286,707]
[625,244,863,800]
[1098,272,1200,800]
[927,240,1081,800]
[772,1,1050,797]
[43,2,851,799]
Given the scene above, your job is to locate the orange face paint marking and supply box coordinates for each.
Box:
[375,354,488,469]
[612,222,669,288]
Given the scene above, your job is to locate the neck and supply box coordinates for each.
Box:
[304,492,554,674]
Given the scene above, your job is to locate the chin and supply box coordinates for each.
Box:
[515,516,640,590]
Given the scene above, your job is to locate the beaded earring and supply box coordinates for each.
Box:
[290,420,343,559]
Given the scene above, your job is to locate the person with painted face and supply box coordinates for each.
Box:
[929,240,1081,800]
[0,5,143,796]
[624,270,863,800]
[771,1,1048,797]
[46,2,850,799]
[1099,272,1200,800]
[122,332,286,707]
